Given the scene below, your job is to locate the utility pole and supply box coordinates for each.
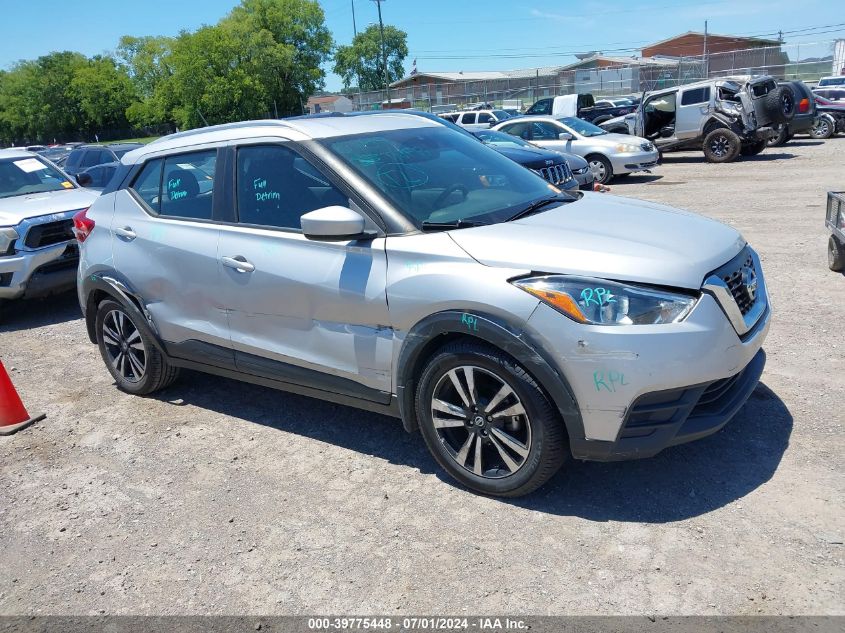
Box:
[371,0,390,105]
[703,20,708,79]
[351,0,357,36]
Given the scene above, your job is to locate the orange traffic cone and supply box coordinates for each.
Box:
[0,360,45,436]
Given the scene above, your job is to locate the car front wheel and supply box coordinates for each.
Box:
[703,128,741,163]
[586,154,613,184]
[95,299,180,395]
[415,341,568,497]
[810,117,833,139]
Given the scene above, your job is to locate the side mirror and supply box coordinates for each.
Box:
[75,172,93,187]
[558,132,573,140]
[301,206,374,241]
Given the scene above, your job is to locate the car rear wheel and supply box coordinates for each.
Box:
[703,128,741,163]
[829,236,845,272]
[415,341,568,497]
[810,117,834,139]
[767,126,789,147]
[95,299,180,395]
[586,154,613,184]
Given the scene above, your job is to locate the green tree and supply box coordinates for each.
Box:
[70,56,137,132]
[333,24,408,92]
[116,35,175,126]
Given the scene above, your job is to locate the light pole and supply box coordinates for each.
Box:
[371,0,390,105]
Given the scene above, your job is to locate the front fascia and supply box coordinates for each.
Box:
[524,293,770,443]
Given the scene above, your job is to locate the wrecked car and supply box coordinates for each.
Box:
[600,76,795,162]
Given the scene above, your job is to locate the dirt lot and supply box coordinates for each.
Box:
[1,137,843,616]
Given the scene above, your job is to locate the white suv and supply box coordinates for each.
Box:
[440,109,512,130]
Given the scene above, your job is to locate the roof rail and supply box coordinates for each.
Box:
[148,119,291,145]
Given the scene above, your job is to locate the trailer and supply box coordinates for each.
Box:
[827,191,845,272]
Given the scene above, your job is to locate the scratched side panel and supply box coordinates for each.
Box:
[384,232,538,392]
[218,225,393,391]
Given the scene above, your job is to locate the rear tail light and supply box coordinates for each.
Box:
[72,208,94,242]
[798,98,810,113]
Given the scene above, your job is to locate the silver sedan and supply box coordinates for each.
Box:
[493,115,659,184]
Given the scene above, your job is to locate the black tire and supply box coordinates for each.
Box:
[767,125,789,147]
[414,340,568,497]
[740,140,767,156]
[829,235,845,272]
[810,116,834,139]
[764,85,796,124]
[95,299,180,395]
[586,153,613,184]
[702,128,741,163]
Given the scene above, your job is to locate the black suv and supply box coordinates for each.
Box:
[63,143,143,177]
[768,81,817,146]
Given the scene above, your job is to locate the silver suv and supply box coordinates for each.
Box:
[77,114,771,497]
[600,76,794,162]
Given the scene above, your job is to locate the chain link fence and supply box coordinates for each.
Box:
[350,40,840,112]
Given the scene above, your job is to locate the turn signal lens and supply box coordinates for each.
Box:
[518,284,588,323]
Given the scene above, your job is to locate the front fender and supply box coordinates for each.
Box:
[395,310,585,447]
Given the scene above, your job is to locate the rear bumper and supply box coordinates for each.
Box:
[0,242,79,300]
[570,349,766,461]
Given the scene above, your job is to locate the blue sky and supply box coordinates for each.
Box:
[1,0,841,91]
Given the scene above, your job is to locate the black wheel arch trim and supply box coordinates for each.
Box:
[81,269,165,353]
[396,310,586,449]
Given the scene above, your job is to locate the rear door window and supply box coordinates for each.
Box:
[461,113,477,125]
[681,86,710,105]
[160,151,217,220]
[81,150,103,168]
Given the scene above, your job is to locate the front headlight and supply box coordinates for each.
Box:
[615,143,642,153]
[0,227,19,256]
[513,275,698,325]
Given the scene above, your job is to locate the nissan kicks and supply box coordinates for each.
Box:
[76,114,770,497]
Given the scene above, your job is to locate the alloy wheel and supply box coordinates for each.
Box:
[430,365,532,479]
[102,309,147,383]
[813,119,831,137]
[709,133,732,158]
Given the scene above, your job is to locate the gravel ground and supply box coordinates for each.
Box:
[0,137,843,616]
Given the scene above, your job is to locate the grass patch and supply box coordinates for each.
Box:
[108,135,160,144]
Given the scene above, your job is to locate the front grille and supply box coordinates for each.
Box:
[23,219,74,249]
[722,253,757,316]
[532,163,572,186]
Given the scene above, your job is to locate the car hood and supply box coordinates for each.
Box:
[491,145,567,168]
[585,132,651,146]
[449,192,746,289]
[0,187,99,226]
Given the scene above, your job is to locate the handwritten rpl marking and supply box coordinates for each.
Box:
[461,313,479,332]
[593,370,628,392]
[581,287,617,307]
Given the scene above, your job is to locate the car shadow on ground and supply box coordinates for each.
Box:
[612,173,664,185]
[156,372,791,523]
[661,153,796,164]
[783,140,825,148]
[0,291,81,332]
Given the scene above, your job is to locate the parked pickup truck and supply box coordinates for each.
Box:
[524,94,636,125]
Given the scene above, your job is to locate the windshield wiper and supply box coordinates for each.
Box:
[420,219,485,231]
[506,195,572,222]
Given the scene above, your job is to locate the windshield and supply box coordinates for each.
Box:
[323,127,565,227]
[492,110,511,120]
[112,146,140,159]
[0,156,75,199]
[819,77,845,87]
[556,117,607,137]
[473,129,534,149]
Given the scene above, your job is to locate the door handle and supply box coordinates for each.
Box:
[114,226,136,241]
[221,255,255,273]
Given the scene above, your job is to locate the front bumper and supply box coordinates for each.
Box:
[525,279,770,460]
[0,241,79,300]
[609,149,660,174]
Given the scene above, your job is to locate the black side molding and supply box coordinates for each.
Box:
[395,310,585,446]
